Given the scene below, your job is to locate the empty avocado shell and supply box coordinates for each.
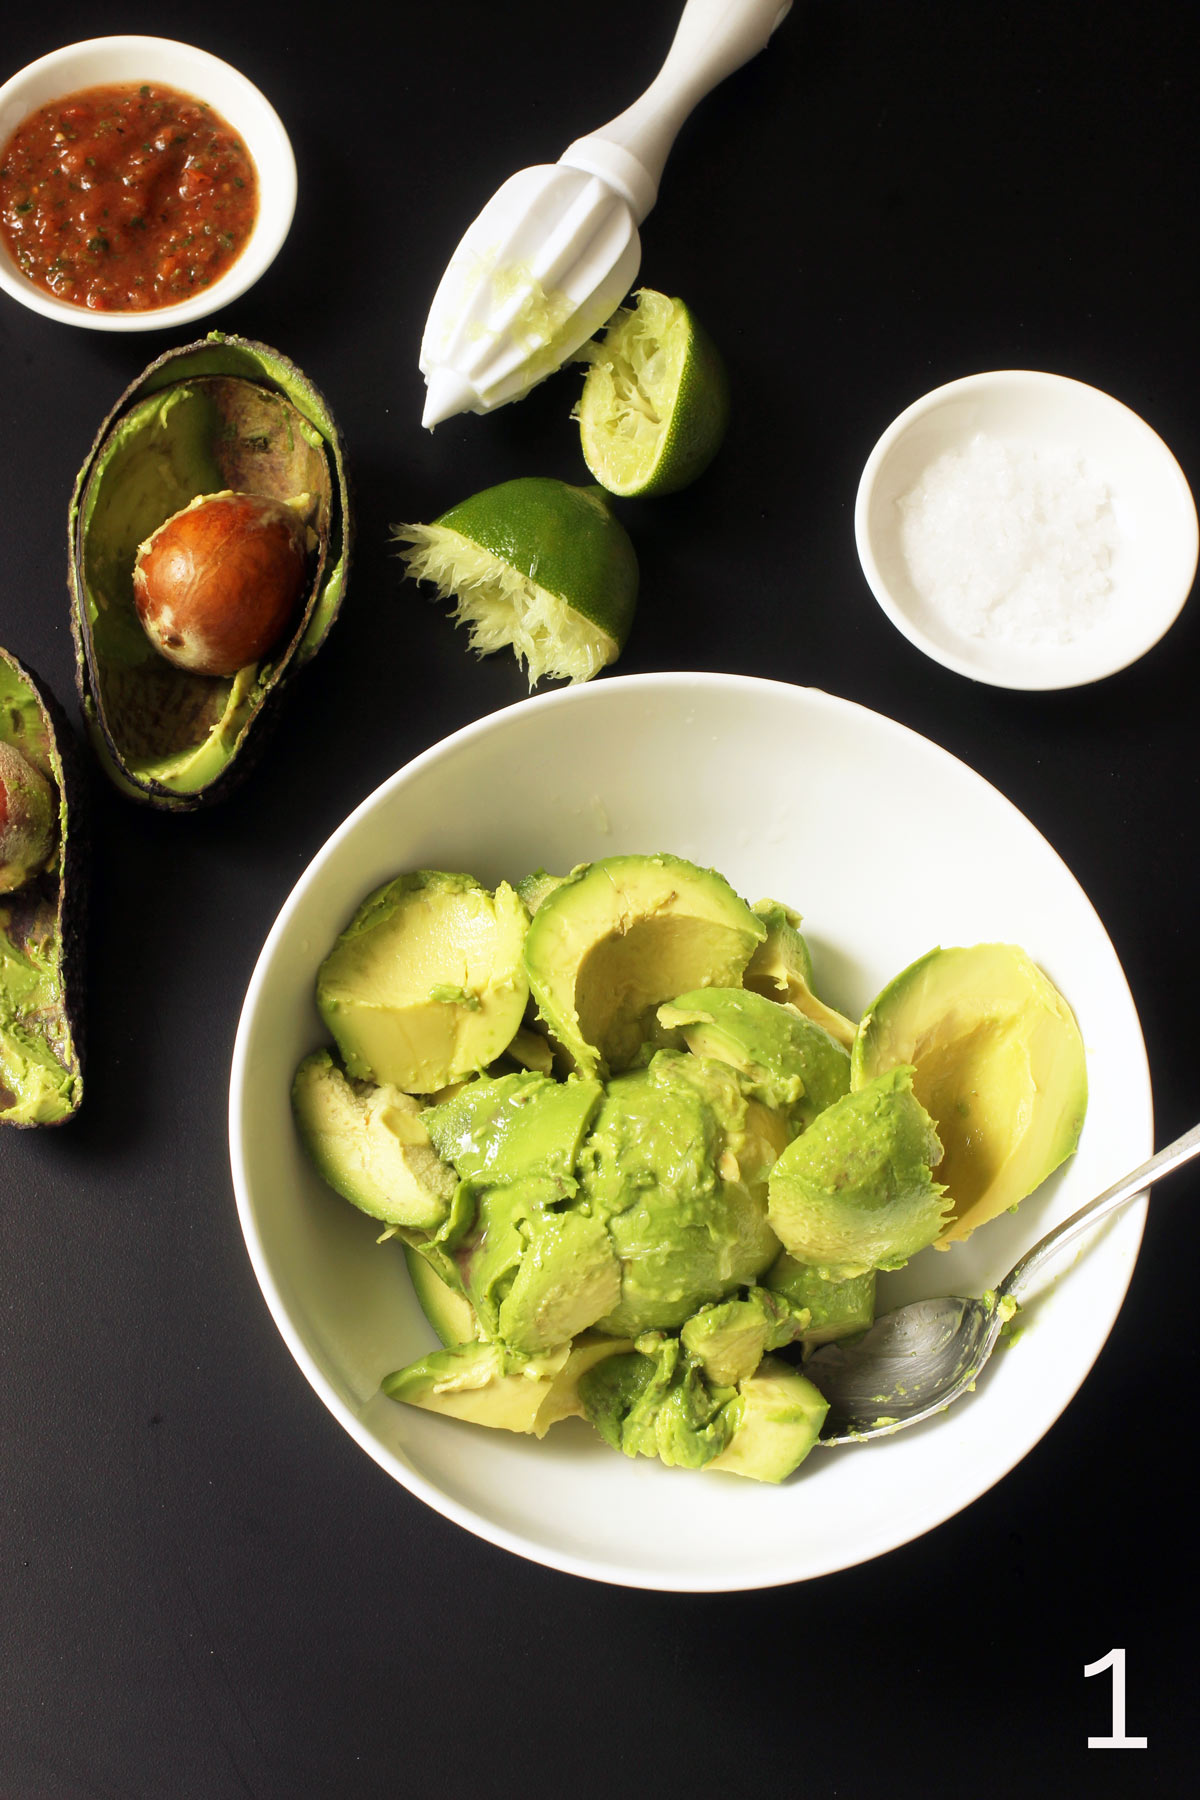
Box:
[0,646,88,1127]
[69,333,351,810]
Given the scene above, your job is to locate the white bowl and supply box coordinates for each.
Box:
[229,672,1151,1591]
[0,36,296,330]
[855,371,1198,689]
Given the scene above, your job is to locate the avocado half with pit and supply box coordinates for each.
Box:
[851,943,1088,1246]
[0,647,87,1126]
[68,332,351,809]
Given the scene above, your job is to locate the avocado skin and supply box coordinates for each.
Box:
[68,332,353,811]
[0,648,90,1128]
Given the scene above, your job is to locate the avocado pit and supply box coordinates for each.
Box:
[133,490,312,678]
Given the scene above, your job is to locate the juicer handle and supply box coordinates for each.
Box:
[560,0,792,223]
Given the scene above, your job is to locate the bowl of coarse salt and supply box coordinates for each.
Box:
[854,370,1198,689]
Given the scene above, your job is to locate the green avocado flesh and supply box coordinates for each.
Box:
[578,1053,780,1335]
[767,1067,951,1278]
[523,853,765,1078]
[402,1244,482,1347]
[704,1358,830,1482]
[744,899,857,1049]
[577,1338,828,1481]
[852,944,1088,1246]
[71,336,348,807]
[658,986,850,1124]
[295,854,1089,1484]
[382,1332,634,1438]
[0,654,81,1126]
[680,1286,810,1387]
[424,1068,602,1185]
[291,1049,455,1228]
[763,1252,876,1347]
[317,871,529,1092]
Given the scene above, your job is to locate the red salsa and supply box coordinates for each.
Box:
[0,82,259,312]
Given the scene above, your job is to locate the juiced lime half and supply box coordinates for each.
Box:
[575,288,730,497]
[394,477,638,687]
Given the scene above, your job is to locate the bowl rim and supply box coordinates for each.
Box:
[854,368,1199,691]
[0,34,296,331]
[228,670,1152,1591]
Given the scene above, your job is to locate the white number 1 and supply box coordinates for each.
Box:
[1084,1647,1148,1749]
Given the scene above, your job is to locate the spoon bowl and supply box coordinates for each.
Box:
[808,1120,1200,1444]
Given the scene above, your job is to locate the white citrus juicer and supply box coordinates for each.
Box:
[418,0,792,429]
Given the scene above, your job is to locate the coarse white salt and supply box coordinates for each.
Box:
[897,432,1118,645]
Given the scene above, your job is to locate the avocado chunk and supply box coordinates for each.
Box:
[578,1332,737,1469]
[744,899,856,1049]
[292,1048,456,1227]
[680,1285,810,1387]
[423,1070,618,1353]
[403,1243,482,1346]
[0,648,87,1128]
[316,870,529,1093]
[383,1331,634,1437]
[69,334,351,809]
[446,1169,623,1356]
[659,985,850,1125]
[851,943,1088,1245]
[767,1066,951,1278]
[705,1357,830,1482]
[579,1051,781,1335]
[523,852,766,1077]
[515,867,568,915]
[422,1054,782,1350]
[579,1337,829,1481]
[506,1026,555,1074]
[424,1068,603,1185]
[383,1340,572,1434]
[763,1252,876,1346]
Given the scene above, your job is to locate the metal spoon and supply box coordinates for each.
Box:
[806,1120,1200,1445]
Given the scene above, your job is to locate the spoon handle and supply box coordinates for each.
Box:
[1002,1119,1200,1302]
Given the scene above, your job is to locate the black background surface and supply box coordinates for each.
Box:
[2,3,1198,1795]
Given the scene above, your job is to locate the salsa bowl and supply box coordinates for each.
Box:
[229,673,1151,1590]
[0,36,295,330]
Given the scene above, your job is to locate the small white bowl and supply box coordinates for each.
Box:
[229,672,1151,1591]
[0,36,296,331]
[855,371,1198,689]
